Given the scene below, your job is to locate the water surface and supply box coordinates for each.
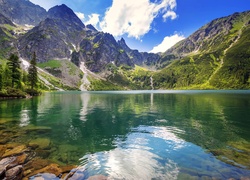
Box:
[1,90,250,179]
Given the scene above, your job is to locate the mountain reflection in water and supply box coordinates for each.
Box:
[0,90,250,179]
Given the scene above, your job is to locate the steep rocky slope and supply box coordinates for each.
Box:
[72,32,134,73]
[117,38,160,68]
[0,13,16,58]
[0,0,47,25]
[17,4,85,63]
[164,11,250,57]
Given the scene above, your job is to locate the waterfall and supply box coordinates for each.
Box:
[150,76,154,90]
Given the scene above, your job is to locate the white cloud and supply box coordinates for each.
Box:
[75,12,85,21]
[163,11,177,20]
[150,33,185,53]
[100,0,177,39]
[85,14,100,29]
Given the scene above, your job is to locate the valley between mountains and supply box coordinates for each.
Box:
[0,0,249,92]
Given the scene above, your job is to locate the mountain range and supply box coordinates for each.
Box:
[0,0,249,90]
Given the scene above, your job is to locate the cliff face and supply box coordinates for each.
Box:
[72,32,134,72]
[17,3,134,71]
[0,13,16,58]
[117,38,161,67]
[0,0,47,25]
[18,4,86,62]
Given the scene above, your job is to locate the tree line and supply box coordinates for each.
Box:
[0,52,39,97]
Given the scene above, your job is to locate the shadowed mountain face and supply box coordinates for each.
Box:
[0,13,16,57]
[48,4,85,30]
[72,32,134,72]
[17,4,134,70]
[0,0,47,25]
[117,38,161,67]
[18,4,86,62]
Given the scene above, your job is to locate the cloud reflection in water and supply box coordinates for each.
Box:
[77,125,183,179]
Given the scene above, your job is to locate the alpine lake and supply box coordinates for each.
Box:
[0,90,250,179]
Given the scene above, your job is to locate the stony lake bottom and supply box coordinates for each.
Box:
[0,90,250,179]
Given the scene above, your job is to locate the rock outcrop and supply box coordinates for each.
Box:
[72,32,134,72]
[117,38,161,67]
[0,0,47,25]
[18,4,85,62]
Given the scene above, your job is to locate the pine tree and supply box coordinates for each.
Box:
[3,65,11,87]
[0,64,3,91]
[28,52,38,90]
[7,54,21,88]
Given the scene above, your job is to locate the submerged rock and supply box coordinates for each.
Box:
[0,145,7,157]
[27,163,62,178]
[210,140,250,169]
[24,158,50,172]
[5,165,23,180]
[12,153,28,166]
[2,145,27,158]
[24,126,52,133]
[56,144,80,164]
[29,138,51,150]
[0,157,16,176]
[0,137,10,144]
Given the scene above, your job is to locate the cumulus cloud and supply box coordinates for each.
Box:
[163,11,177,20]
[75,12,85,21]
[75,12,101,29]
[84,14,100,29]
[150,33,185,53]
[100,0,177,39]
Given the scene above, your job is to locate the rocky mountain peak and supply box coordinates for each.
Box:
[18,4,87,63]
[117,37,160,67]
[165,10,250,57]
[48,4,85,29]
[86,24,98,32]
[117,38,131,53]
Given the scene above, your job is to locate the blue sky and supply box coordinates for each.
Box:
[30,0,250,53]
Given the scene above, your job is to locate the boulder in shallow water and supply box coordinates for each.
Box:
[24,126,52,133]
[5,165,23,180]
[0,157,16,177]
[2,145,27,157]
[11,153,28,167]
[29,138,51,150]
[0,145,7,157]
[28,164,62,178]
[24,158,50,176]
[35,149,51,159]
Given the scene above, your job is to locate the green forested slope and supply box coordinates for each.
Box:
[152,11,250,90]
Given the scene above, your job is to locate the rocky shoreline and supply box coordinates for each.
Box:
[1,114,250,179]
[0,126,108,180]
[0,143,73,179]
[0,143,109,180]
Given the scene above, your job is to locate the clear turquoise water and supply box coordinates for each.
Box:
[1,90,250,179]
